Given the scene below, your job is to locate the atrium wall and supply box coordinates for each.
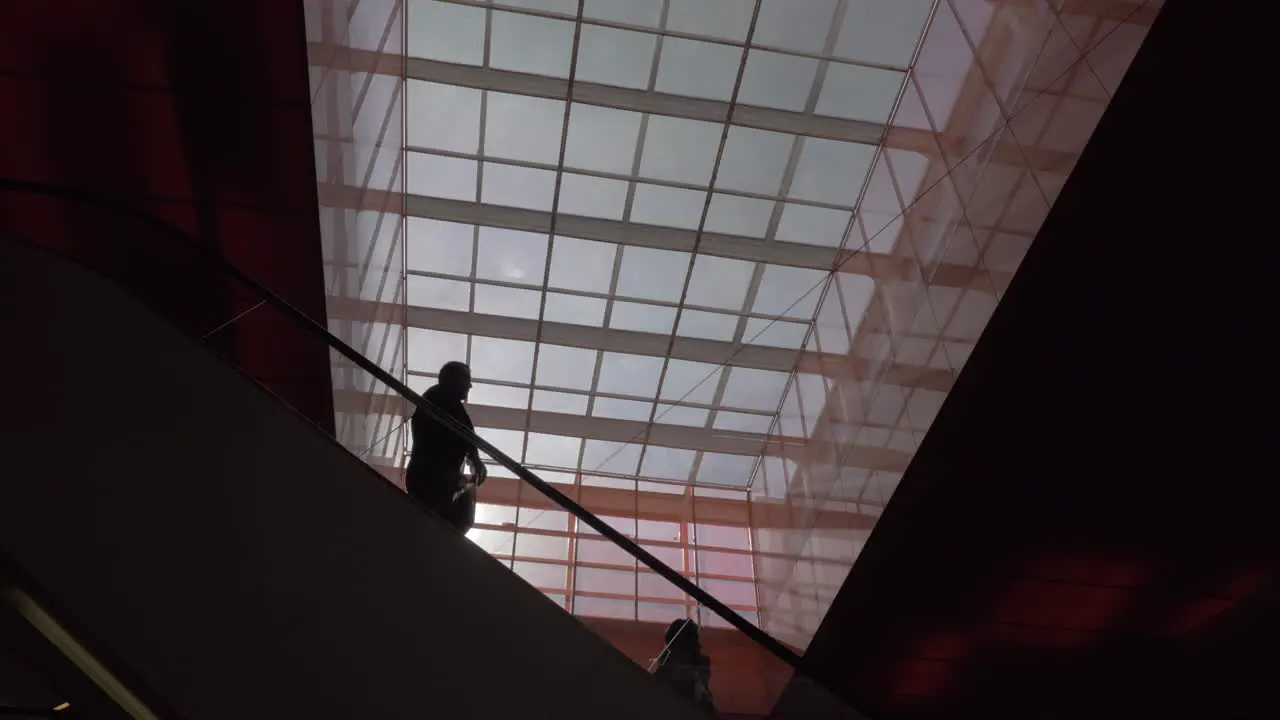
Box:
[748,0,1160,650]
[306,0,411,475]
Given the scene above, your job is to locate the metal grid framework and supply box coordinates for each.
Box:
[304,0,1160,696]
[390,0,942,626]
[402,0,934,481]
[745,0,1163,648]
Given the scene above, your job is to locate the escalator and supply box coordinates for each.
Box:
[0,181,873,720]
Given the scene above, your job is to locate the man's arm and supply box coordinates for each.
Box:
[467,447,487,485]
[452,401,486,485]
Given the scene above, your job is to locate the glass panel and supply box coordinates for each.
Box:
[722,367,791,411]
[565,104,644,174]
[407,328,468,375]
[467,528,515,555]
[694,523,750,550]
[494,0,577,14]
[610,301,678,334]
[597,352,664,397]
[405,217,473,275]
[775,204,853,248]
[485,93,566,165]
[666,0,755,42]
[589,514,637,537]
[755,0,839,53]
[704,194,774,238]
[640,445,697,481]
[544,293,608,326]
[489,11,575,78]
[471,337,536,384]
[576,537,637,567]
[630,184,707,229]
[739,50,820,112]
[638,570,686,600]
[712,410,775,434]
[536,344,599,391]
[547,237,616,294]
[576,566,636,595]
[816,63,906,124]
[696,545,752,579]
[584,0,664,27]
[696,452,757,486]
[493,0,577,12]
[638,601,687,623]
[638,519,682,543]
[581,440,643,475]
[406,81,481,153]
[406,152,477,201]
[639,116,722,185]
[659,359,722,404]
[716,126,793,196]
[836,0,935,68]
[512,560,568,590]
[407,0,485,65]
[616,246,693,303]
[574,596,635,619]
[407,275,469,311]
[533,389,590,414]
[481,162,557,210]
[519,508,571,531]
[685,254,754,310]
[473,427,526,461]
[557,174,628,219]
[576,25,657,89]
[791,138,876,206]
[698,578,757,607]
[524,433,583,470]
[640,544,685,570]
[516,533,571,562]
[655,37,743,102]
[655,404,710,427]
[474,284,541,319]
[593,397,654,422]
[639,480,686,495]
[475,227,549,286]
[468,382,530,409]
[752,264,826,318]
[581,475,637,491]
[677,310,738,342]
[744,317,811,349]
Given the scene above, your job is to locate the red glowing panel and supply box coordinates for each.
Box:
[1004,624,1093,650]
[1220,568,1270,600]
[914,632,972,660]
[1163,598,1235,637]
[993,581,1131,631]
[890,658,955,698]
[1027,549,1149,587]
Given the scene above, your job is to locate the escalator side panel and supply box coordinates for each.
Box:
[0,240,703,720]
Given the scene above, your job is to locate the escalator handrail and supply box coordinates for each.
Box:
[1,178,872,718]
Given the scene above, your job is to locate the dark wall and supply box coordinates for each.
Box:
[0,239,705,720]
[0,1,335,434]
[796,1,1277,718]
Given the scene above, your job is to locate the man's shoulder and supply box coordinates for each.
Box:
[421,384,467,416]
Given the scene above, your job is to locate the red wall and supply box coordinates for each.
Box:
[0,1,334,433]
[789,2,1279,718]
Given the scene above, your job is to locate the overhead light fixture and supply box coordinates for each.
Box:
[53,702,71,711]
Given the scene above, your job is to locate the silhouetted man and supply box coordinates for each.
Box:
[406,361,486,532]
[654,618,716,717]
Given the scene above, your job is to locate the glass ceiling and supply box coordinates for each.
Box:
[402,0,937,489]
